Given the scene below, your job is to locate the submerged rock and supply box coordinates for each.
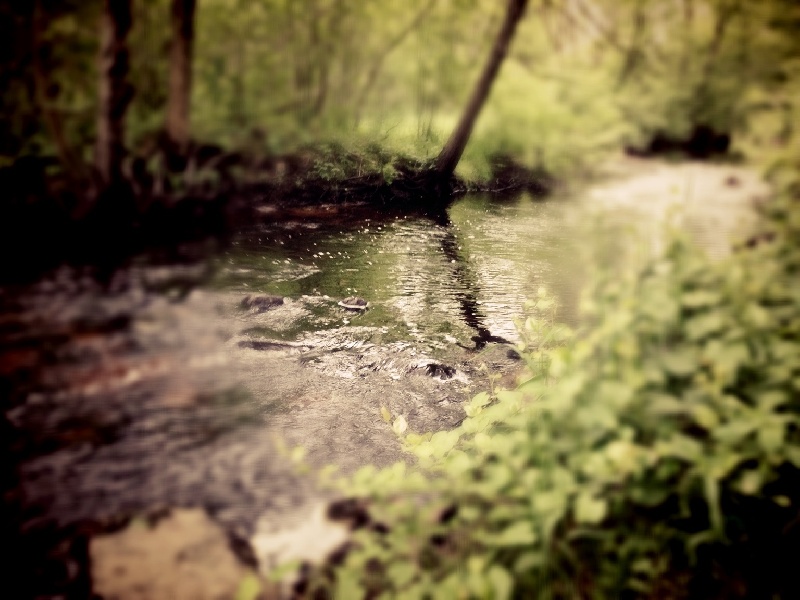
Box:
[240,294,284,312]
[337,296,369,311]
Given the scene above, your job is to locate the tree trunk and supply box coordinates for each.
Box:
[166,0,196,148]
[433,0,529,177]
[95,0,133,185]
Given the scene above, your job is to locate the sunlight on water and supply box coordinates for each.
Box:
[220,160,766,344]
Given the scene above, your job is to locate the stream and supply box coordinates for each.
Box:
[1,158,769,598]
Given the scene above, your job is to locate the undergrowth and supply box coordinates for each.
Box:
[295,177,800,598]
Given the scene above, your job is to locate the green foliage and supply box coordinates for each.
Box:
[4,0,799,181]
[0,1,99,161]
[304,138,425,185]
[609,0,800,153]
[234,573,262,600]
[299,186,800,597]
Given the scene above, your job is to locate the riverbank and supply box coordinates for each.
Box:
[0,145,555,285]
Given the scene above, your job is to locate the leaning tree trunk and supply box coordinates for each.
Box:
[433,0,529,177]
[166,0,196,149]
[95,0,133,185]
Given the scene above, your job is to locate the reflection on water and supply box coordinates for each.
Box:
[219,195,585,349]
[221,161,764,345]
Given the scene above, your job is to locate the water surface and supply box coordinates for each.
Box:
[217,159,765,345]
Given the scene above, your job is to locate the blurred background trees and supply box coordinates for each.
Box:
[1,0,798,182]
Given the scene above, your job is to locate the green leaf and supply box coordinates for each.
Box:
[713,419,758,444]
[353,465,378,486]
[757,420,786,453]
[267,559,302,583]
[685,311,726,341]
[380,405,392,423]
[466,392,492,417]
[531,490,568,521]
[574,492,608,524]
[691,404,719,429]
[595,380,635,409]
[661,349,697,377]
[484,521,538,547]
[702,452,745,481]
[290,445,307,464]
[657,434,703,461]
[605,439,640,474]
[514,552,544,573]
[630,558,654,574]
[736,469,762,495]
[496,389,522,405]
[647,393,686,415]
[432,575,462,600]
[660,350,697,377]
[387,563,416,589]
[484,463,513,492]
[488,565,514,600]
[681,290,722,309]
[786,446,800,468]
[756,391,788,412]
[392,414,408,436]
[629,485,672,507]
[235,573,262,600]
[705,341,749,375]
[404,433,426,447]
[742,303,771,329]
[335,570,363,599]
[429,430,460,457]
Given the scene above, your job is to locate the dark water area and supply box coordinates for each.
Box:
[1,159,766,597]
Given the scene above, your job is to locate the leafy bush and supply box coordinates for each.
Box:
[299,190,800,599]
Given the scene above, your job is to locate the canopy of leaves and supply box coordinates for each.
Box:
[2,0,798,178]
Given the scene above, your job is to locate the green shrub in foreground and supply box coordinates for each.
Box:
[300,194,800,599]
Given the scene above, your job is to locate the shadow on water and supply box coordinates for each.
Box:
[231,200,518,350]
[436,214,513,350]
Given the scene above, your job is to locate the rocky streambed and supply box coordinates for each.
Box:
[2,264,520,599]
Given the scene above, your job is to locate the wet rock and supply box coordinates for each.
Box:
[337,296,369,311]
[469,327,512,350]
[238,339,310,353]
[91,509,263,600]
[251,501,352,596]
[241,294,285,312]
[417,362,457,380]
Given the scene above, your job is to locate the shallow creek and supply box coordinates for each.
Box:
[1,158,768,597]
